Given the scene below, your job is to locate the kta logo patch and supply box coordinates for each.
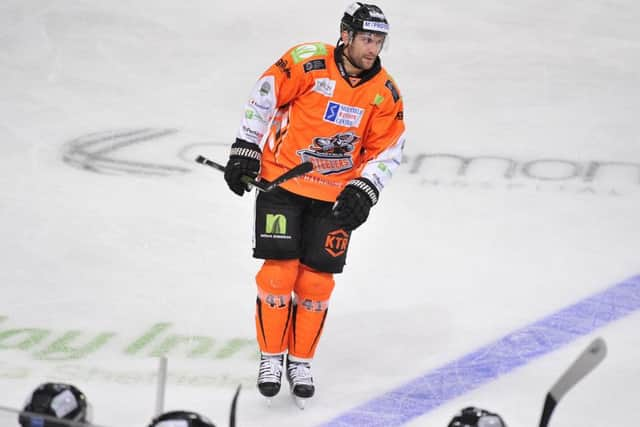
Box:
[324,229,349,257]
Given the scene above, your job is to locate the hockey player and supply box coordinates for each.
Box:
[223,2,405,406]
[447,407,507,427]
[18,382,91,427]
[148,411,216,427]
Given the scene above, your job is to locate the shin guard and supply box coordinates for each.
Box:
[255,259,299,354]
[289,265,335,359]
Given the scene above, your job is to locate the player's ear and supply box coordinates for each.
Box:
[340,30,351,46]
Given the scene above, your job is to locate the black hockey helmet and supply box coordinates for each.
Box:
[19,382,90,427]
[340,2,389,36]
[148,410,216,427]
[448,406,507,427]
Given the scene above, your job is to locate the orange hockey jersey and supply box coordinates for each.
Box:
[236,41,406,202]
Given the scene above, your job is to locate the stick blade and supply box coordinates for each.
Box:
[549,337,607,402]
[295,161,314,175]
[263,161,314,190]
[538,337,607,427]
[275,161,313,182]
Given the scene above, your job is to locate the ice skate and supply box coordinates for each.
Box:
[257,353,284,403]
[286,355,315,409]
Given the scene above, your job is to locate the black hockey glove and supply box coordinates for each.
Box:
[332,178,379,231]
[224,139,261,196]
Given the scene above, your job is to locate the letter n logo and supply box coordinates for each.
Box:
[265,214,287,234]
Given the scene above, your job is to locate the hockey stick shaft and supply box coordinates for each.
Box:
[155,356,168,416]
[538,337,607,427]
[195,155,312,192]
[538,394,557,427]
[195,155,226,173]
[229,385,241,427]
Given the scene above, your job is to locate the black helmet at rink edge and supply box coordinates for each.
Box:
[148,410,216,427]
[448,406,507,427]
[19,382,91,427]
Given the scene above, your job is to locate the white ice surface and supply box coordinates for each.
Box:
[1,1,639,426]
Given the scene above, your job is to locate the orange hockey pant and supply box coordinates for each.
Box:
[255,259,335,359]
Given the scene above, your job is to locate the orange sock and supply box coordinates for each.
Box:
[255,259,300,354]
[288,264,335,359]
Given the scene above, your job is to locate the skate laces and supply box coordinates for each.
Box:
[258,354,283,383]
[288,360,313,385]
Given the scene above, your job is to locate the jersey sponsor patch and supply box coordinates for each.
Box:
[259,81,271,96]
[275,58,291,78]
[323,101,364,128]
[249,98,273,110]
[245,109,269,124]
[265,213,287,235]
[303,59,326,73]
[312,78,336,97]
[240,125,263,144]
[259,213,293,240]
[385,79,400,102]
[291,43,327,64]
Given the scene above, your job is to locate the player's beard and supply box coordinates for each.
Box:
[344,45,375,72]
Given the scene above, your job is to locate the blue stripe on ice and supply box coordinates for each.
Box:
[319,275,640,427]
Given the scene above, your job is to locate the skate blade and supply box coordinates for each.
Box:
[292,394,309,410]
[258,389,276,407]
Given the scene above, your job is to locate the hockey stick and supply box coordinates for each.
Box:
[538,337,607,427]
[229,385,241,427]
[154,356,168,416]
[195,155,313,192]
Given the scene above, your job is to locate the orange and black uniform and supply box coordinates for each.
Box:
[236,41,406,359]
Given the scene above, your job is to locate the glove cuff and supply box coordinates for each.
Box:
[346,177,379,206]
[230,139,261,161]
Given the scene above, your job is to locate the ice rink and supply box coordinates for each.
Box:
[1,0,639,426]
